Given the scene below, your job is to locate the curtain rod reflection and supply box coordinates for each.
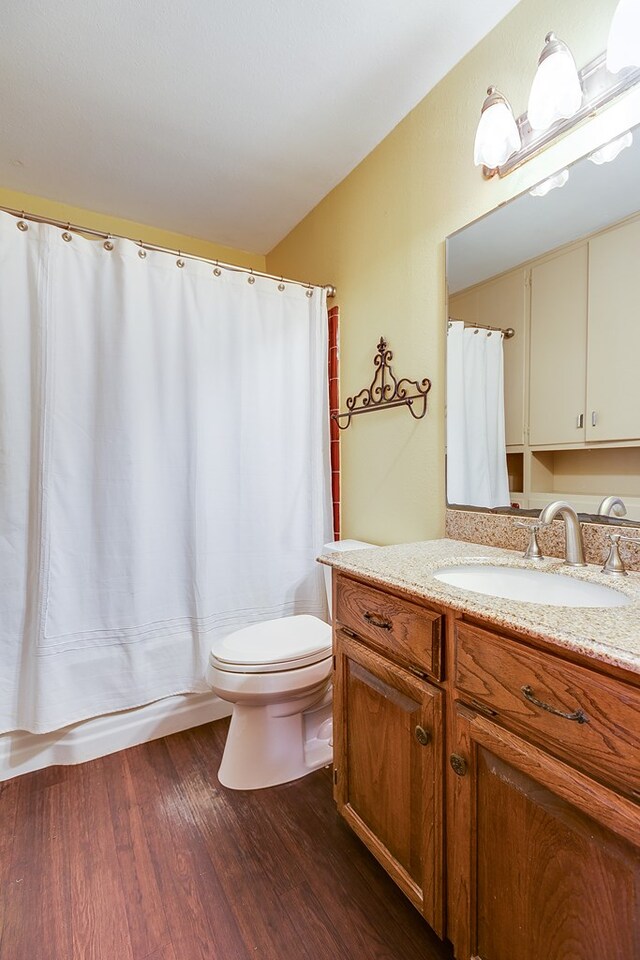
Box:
[448,319,515,339]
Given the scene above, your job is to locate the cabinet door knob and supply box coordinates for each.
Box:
[450,754,468,777]
[415,725,431,746]
[592,411,598,427]
[577,413,584,429]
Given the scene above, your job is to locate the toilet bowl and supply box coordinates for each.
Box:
[207,539,373,790]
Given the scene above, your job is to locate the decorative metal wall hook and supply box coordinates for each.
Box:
[332,337,432,430]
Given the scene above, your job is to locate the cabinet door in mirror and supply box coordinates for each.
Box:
[588,218,640,442]
[529,245,587,446]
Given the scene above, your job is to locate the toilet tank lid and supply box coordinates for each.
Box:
[323,539,374,553]
[211,615,331,668]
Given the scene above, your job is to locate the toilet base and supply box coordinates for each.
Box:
[217,686,333,790]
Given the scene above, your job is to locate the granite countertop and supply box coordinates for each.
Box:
[320,538,640,677]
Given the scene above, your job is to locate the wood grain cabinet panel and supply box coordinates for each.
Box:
[454,622,640,799]
[335,576,442,679]
[449,707,640,960]
[333,630,444,936]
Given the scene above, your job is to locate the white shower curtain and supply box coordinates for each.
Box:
[0,211,332,734]
[446,320,510,508]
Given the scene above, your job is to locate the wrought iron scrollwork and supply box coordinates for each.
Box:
[332,337,432,430]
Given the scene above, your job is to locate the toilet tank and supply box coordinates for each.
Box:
[322,539,374,620]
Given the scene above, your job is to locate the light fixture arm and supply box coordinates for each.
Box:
[484,52,640,179]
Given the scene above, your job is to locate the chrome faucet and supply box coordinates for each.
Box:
[538,500,586,567]
[597,496,627,519]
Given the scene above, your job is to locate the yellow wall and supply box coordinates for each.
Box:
[267,0,640,546]
[0,186,265,271]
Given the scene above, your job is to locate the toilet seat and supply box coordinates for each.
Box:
[210,614,331,674]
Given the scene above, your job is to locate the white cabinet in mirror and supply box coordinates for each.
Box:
[446,122,640,527]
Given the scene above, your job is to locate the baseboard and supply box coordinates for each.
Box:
[0,692,232,783]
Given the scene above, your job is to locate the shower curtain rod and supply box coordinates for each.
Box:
[448,318,515,339]
[0,204,337,298]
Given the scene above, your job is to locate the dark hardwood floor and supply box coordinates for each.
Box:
[0,718,453,960]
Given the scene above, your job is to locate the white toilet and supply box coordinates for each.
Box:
[206,539,373,790]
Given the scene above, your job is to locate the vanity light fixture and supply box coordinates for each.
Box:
[588,129,634,164]
[607,0,640,72]
[473,87,521,168]
[476,8,640,179]
[528,168,569,197]
[527,34,582,132]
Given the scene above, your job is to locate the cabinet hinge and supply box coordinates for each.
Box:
[332,654,336,670]
[333,768,338,785]
[467,698,498,719]
[407,665,429,681]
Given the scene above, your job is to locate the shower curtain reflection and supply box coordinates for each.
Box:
[446,320,510,509]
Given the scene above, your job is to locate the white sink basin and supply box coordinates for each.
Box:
[433,564,630,608]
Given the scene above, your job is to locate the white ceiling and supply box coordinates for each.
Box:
[0,0,521,254]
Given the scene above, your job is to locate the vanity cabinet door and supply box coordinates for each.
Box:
[333,631,444,936]
[529,244,588,445]
[587,217,640,441]
[448,705,640,960]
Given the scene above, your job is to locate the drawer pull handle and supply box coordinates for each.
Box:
[363,611,392,631]
[521,685,588,724]
[450,754,468,777]
[415,725,431,746]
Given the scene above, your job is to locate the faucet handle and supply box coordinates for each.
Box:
[515,520,544,560]
[602,532,639,576]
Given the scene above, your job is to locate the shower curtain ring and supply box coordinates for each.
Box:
[62,223,72,242]
[248,270,255,284]
[213,260,221,277]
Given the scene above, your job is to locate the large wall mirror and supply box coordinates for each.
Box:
[446,123,640,527]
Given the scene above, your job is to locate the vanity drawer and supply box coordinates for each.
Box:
[335,575,442,679]
[455,622,640,798]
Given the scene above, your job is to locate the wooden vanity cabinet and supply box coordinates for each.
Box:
[449,704,640,960]
[449,621,640,960]
[331,572,640,960]
[332,578,445,936]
